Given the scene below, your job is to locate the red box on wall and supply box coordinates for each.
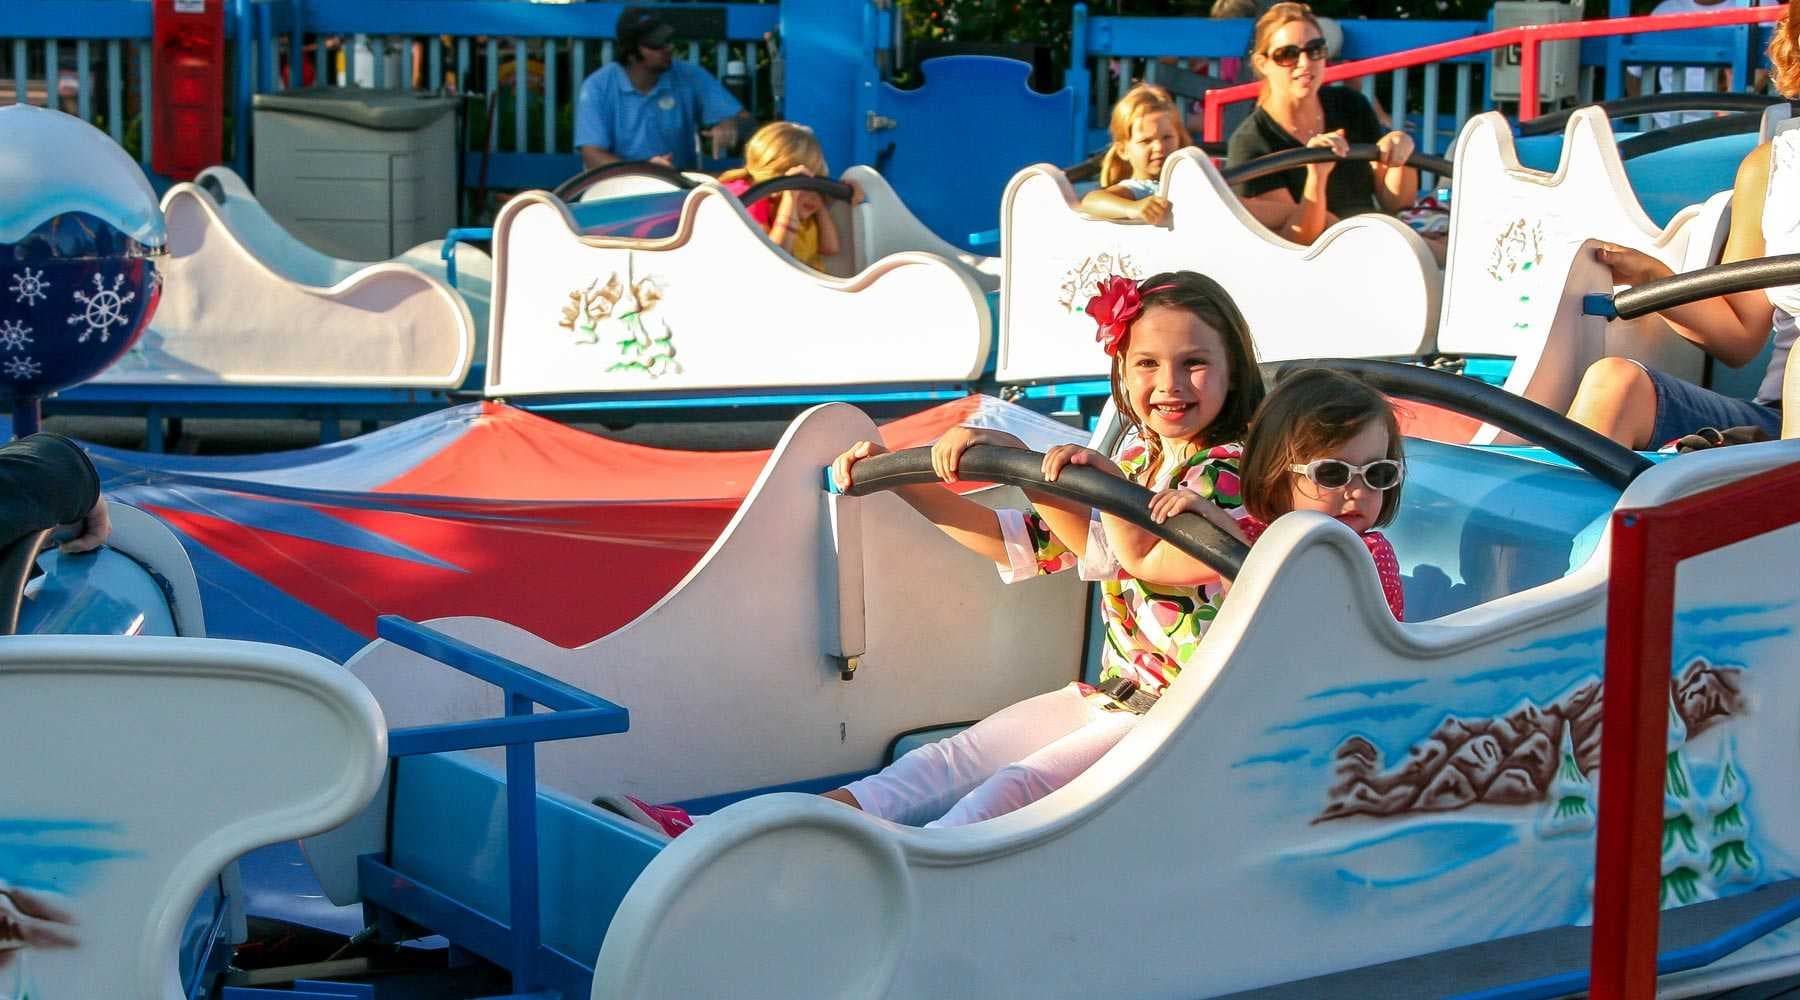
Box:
[151,0,225,180]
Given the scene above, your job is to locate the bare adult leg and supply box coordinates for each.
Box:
[1567,356,1658,449]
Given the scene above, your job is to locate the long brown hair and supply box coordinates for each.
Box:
[1248,2,1324,90]
[1107,271,1264,484]
[1098,84,1192,188]
[1238,368,1405,528]
[1771,4,1800,99]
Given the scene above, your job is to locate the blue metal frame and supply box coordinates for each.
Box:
[370,614,630,996]
[441,226,496,288]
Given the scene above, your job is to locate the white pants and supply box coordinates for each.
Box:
[843,684,1139,828]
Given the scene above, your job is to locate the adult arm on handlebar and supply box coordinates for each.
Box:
[1598,142,1776,369]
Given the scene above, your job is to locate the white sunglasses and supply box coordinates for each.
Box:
[1289,458,1405,491]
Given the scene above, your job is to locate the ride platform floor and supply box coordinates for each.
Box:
[1210,879,1800,999]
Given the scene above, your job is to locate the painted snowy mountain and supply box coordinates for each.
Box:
[1318,658,1743,821]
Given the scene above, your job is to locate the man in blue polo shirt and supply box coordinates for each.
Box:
[575,7,751,171]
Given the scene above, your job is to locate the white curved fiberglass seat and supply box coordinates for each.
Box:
[334,402,1084,811]
[94,171,479,389]
[0,636,385,999]
[482,186,993,397]
[592,437,1800,998]
[997,148,1441,384]
[1437,108,1731,416]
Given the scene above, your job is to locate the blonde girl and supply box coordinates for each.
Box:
[823,271,1265,827]
[719,121,842,269]
[1079,84,1192,225]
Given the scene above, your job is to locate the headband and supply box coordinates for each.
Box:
[1086,276,1178,356]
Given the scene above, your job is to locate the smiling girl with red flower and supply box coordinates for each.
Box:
[822,271,1266,828]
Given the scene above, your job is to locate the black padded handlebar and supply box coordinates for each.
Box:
[552,160,699,201]
[1609,253,1800,321]
[1617,110,1768,162]
[0,528,51,636]
[840,445,1251,579]
[738,175,857,206]
[1220,145,1454,187]
[1517,93,1783,137]
[1273,359,1652,491]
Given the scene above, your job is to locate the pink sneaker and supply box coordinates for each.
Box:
[595,793,694,839]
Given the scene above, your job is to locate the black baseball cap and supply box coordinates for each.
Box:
[618,7,677,53]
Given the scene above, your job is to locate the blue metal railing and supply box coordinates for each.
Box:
[1069,5,1490,162]
[251,1,780,192]
[373,614,629,995]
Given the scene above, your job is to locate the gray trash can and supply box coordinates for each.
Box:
[252,87,458,262]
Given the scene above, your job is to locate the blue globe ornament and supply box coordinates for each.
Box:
[0,104,165,436]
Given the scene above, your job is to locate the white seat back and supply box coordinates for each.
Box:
[482,187,991,397]
[998,149,1439,384]
[96,181,477,388]
[1439,109,1720,411]
[316,403,1086,908]
[0,637,384,999]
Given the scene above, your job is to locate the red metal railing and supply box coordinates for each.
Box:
[1591,458,1800,999]
[1200,4,1789,143]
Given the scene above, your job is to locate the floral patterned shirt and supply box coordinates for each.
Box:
[994,440,1244,702]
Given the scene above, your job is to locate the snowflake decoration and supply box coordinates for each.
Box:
[0,320,30,352]
[9,267,49,307]
[68,272,137,344]
[3,355,42,380]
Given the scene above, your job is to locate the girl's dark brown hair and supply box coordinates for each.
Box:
[1108,270,1265,484]
[1771,5,1800,99]
[1239,368,1405,528]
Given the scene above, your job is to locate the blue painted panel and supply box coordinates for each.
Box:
[293,1,777,40]
[4,0,151,39]
[1510,131,1754,230]
[779,0,868,182]
[875,56,1075,252]
[389,752,662,965]
[22,547,178,637]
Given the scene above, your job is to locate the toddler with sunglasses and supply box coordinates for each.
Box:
[1135,367,1406,621]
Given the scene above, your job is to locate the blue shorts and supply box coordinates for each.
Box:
[1640,363,1782,448]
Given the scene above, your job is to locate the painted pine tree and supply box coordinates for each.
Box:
[1706,740,1759,886]
[1661,697,1714,906]
[1536,725,1596,838]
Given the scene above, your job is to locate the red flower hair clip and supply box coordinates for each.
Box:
[1086,275,1144,356]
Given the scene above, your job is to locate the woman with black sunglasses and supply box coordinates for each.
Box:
[1224,2,1420,246]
